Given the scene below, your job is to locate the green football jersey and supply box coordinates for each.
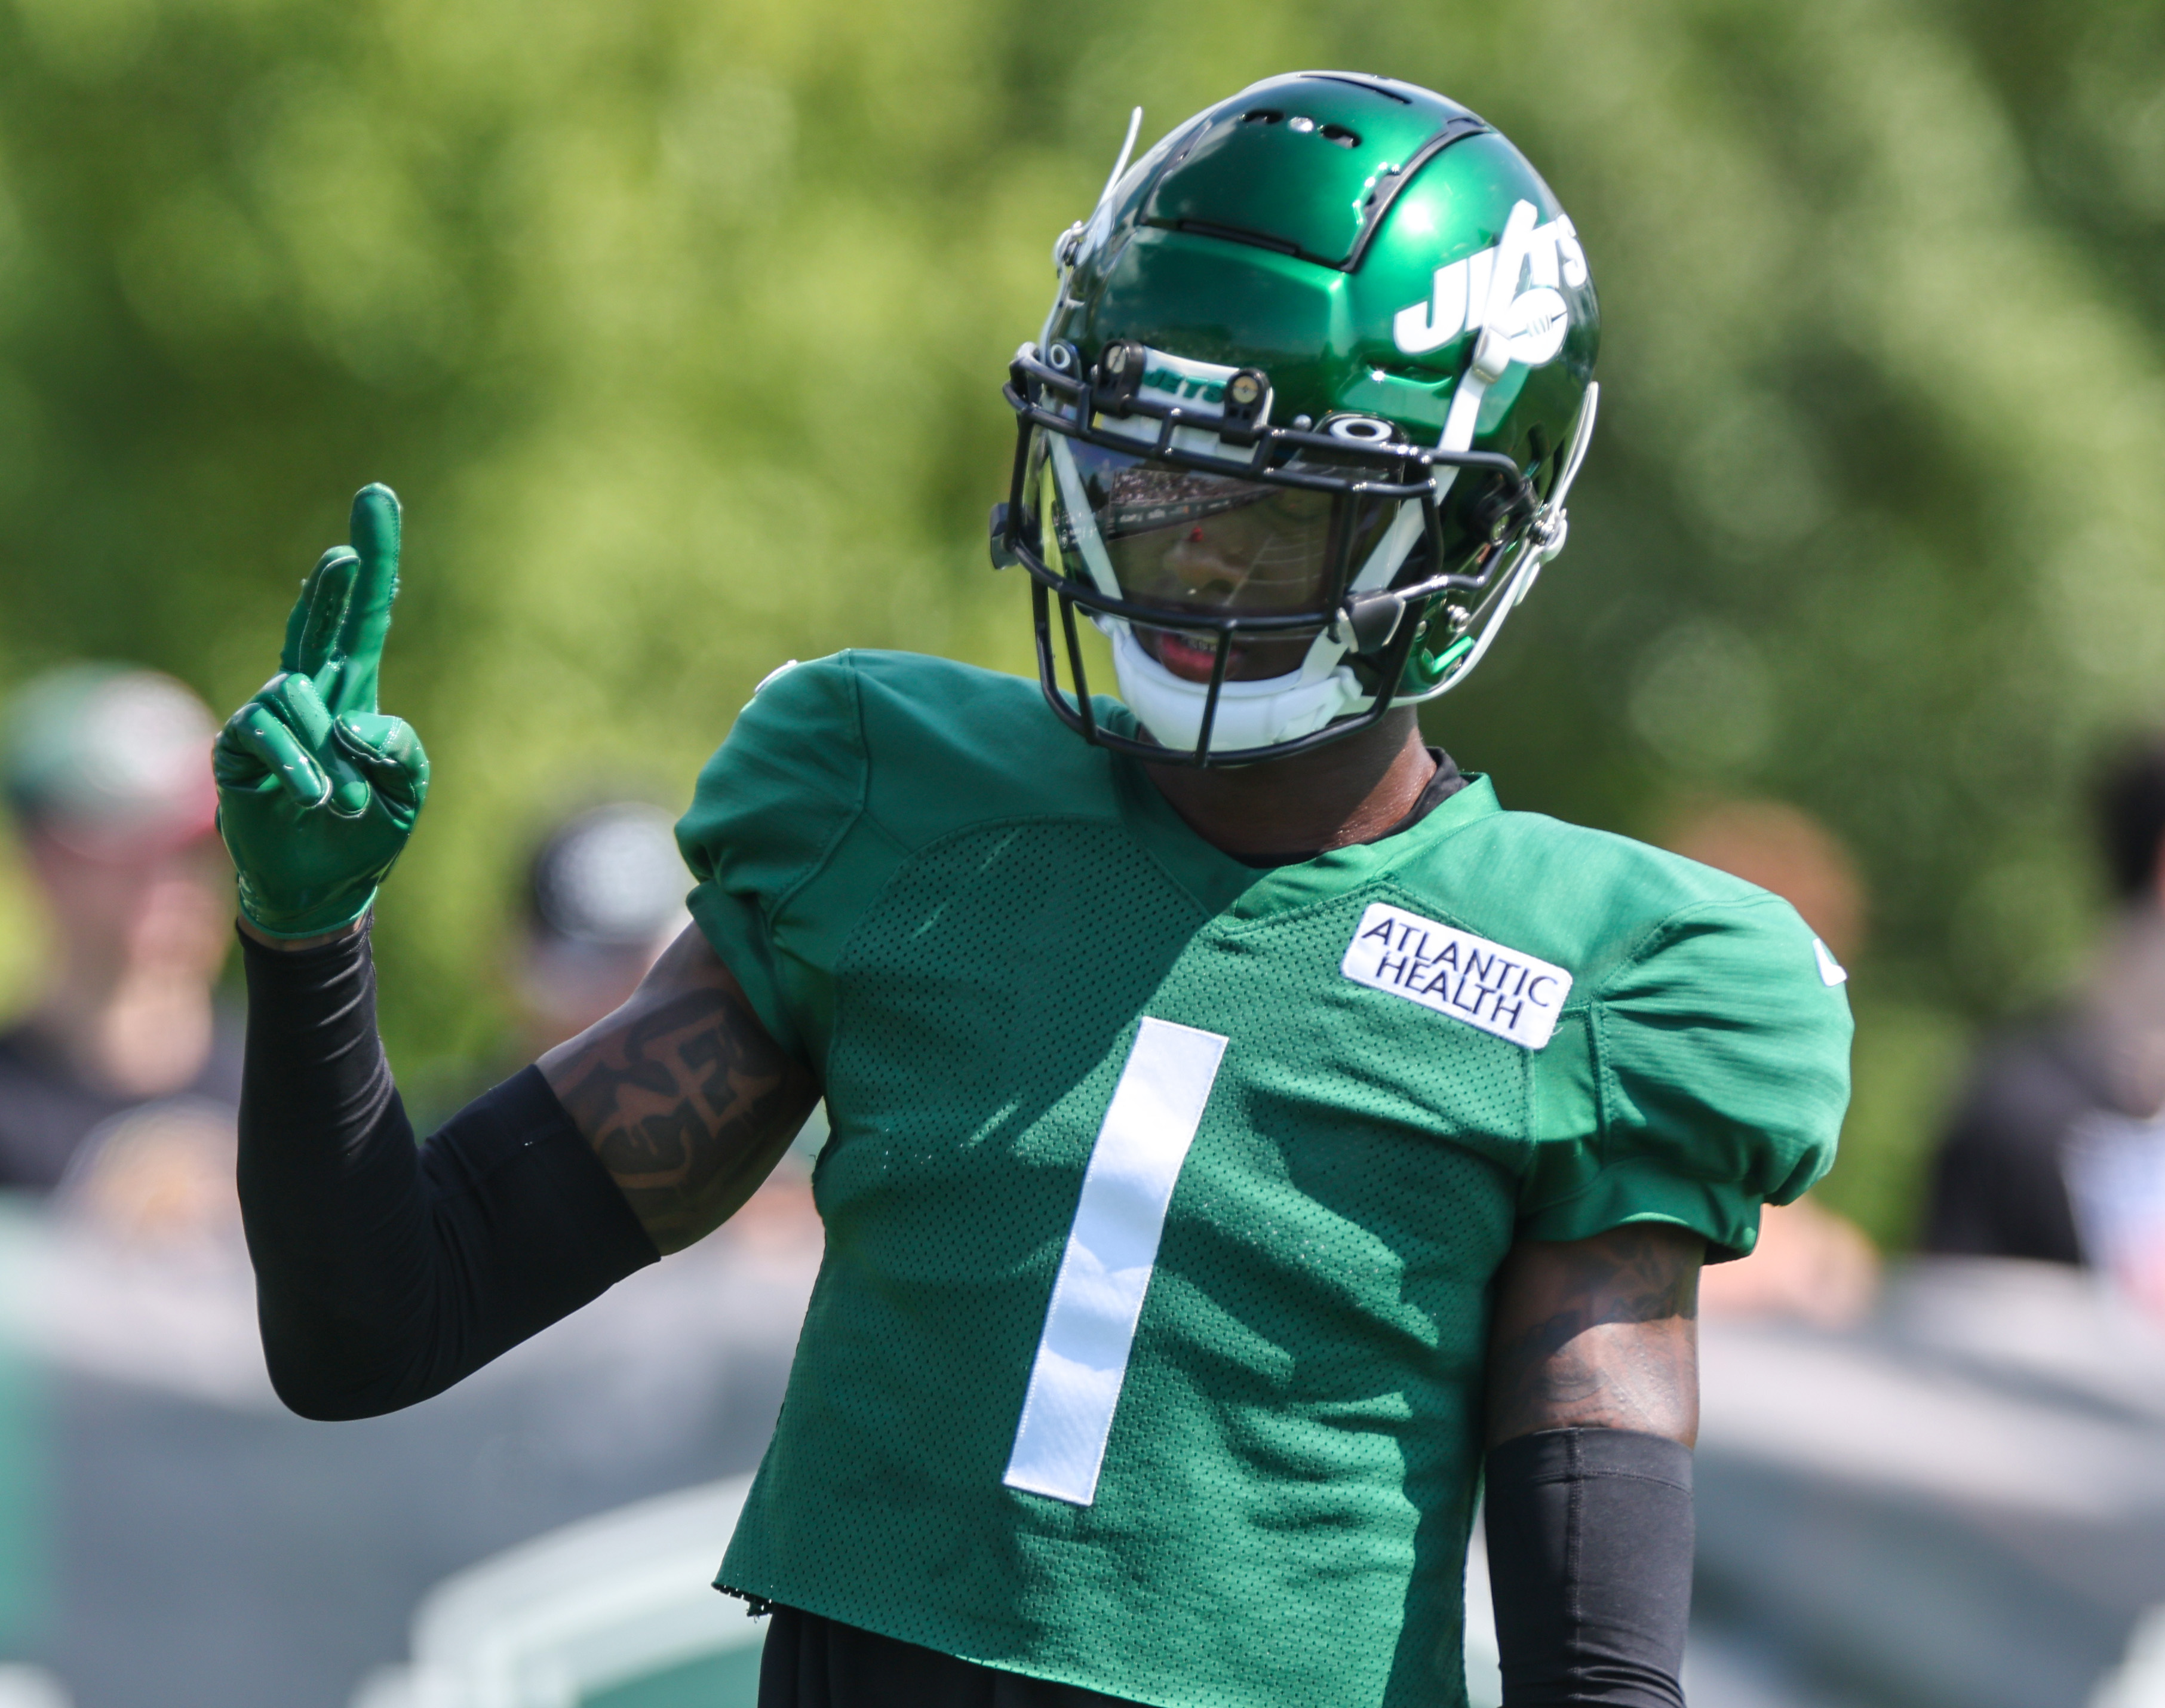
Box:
[678,650,1850,1708]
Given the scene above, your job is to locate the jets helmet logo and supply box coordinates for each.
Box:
[1392,199,1589,362]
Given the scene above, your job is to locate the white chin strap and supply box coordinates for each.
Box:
[1110,626,1363,756]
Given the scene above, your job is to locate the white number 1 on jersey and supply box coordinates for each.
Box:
[1002,1017,1229,1507]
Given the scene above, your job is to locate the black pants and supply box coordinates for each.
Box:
[758,1607,1147,1708]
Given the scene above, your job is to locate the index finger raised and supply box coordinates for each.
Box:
[324,483,403,718]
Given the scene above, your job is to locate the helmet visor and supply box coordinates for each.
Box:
[1025,430,1404,683]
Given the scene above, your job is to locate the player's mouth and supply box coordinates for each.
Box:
[1148,628,1240,683]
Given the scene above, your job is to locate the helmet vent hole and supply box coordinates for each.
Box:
[1319,124,1361,148]
[1242,109,1285,125]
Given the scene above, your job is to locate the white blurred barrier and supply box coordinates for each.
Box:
[0,1667,70,1708]
[1696,1258,2165,1708]
[0,1189,818,1708]
[1464,1523,1501,1708]
[2094,1605,2165,1707]
[351,1478,763,1708]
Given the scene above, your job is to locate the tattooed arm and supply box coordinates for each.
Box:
[1481,1226,1705,1706]
[540,924,821,1254]
[1484,1224,1705,1447]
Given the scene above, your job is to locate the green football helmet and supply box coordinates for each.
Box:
[994,72,1600,765]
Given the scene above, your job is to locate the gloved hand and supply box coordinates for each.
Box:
[213,484,429,939]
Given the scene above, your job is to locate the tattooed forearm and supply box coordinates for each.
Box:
[540,927,820,1254]
[1484,1224,1704,1448]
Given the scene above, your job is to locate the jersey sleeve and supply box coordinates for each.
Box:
[1519,895,1853,1261]
[674,656,867,1064]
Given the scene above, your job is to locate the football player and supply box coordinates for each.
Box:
[214,74,1851,1708]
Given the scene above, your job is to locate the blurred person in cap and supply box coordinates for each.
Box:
[514,802,691,1058]
[391,800,690,1125]
[0,665,239,1196]
[1662,798,1879,1328]
[1926,735,2165,1306]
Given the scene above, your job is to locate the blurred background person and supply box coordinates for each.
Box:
[1660,797,1881,1329]
[512,800,690,1057]
[0,665,237,1200]
[1924,734,2165,1301]
[1665,772,2165,1708]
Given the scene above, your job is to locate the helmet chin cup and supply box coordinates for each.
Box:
[1108,626,1362,758]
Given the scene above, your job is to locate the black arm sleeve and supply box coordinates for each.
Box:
[1484,1427,1693,1708]
[237,923,659,1421]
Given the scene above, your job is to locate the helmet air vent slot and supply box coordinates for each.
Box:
[1318,124,1361,148]
[1242,109,1285,125]
[1172,218,1302,257]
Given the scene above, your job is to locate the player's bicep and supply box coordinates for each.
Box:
[1484,1222,1703,1448]
[539,923,820,1254]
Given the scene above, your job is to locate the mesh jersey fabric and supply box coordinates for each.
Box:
[677,652,1851,1708]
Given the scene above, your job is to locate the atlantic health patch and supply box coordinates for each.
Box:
[1341,901,1572,1049]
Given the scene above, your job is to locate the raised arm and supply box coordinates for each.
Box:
[222,487,818,1420]
[1480,1224,1704,1708]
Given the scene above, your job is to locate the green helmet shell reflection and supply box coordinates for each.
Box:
[999,71,1601,766]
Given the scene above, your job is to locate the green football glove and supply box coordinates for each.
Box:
[213,484,429,939]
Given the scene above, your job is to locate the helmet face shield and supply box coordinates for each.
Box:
[1023,429,1404,685]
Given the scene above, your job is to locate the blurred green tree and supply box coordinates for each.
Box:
[2,0,2160,1244]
